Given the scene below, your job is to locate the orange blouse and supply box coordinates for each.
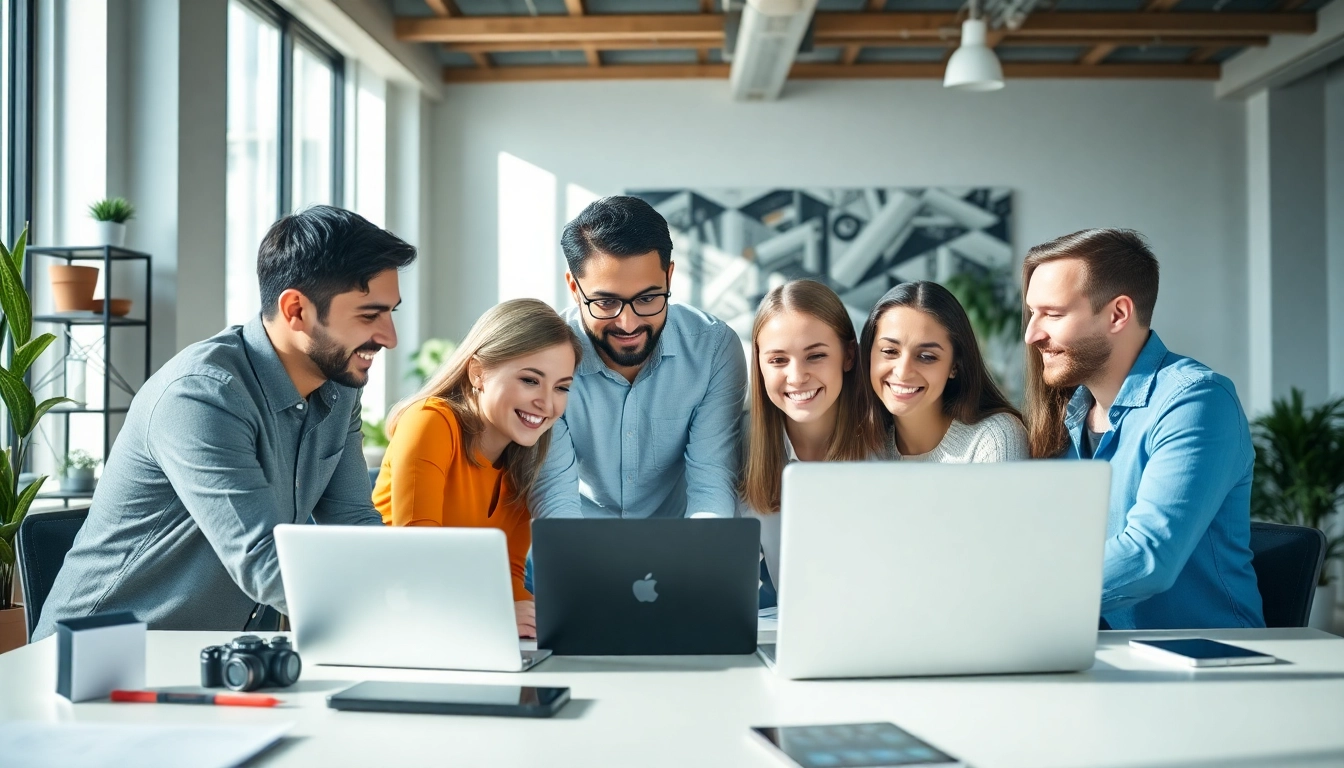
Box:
[373,398,532,601]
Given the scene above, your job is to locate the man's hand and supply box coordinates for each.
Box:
[515,600,537,638]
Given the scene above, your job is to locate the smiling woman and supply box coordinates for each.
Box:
[375,299,583,639]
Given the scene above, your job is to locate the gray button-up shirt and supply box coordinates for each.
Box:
[529,303,747,519]
[33,318,380,640]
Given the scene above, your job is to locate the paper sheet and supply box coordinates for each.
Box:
[0,721,293,768]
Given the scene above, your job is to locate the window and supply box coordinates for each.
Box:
[225,0,343,327]
[3,0,34,244]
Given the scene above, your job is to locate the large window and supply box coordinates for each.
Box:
[226,0,343,327]
[2,0,34,244]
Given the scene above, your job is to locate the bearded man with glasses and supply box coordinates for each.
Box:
[529,196,747,521]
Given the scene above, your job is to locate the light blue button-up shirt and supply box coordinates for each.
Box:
[1066,331,1264,630]
[529,303,747,519]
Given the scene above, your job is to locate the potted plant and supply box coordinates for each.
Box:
[361,417,389,471]
[943,267,1023,400]
[0,225,75,652]
[88,196,135,248]
[59,450,99,494]
[409,337,458,385]
[1251,388,1344,631]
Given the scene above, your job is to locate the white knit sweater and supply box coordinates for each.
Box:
[894,412,1030,463]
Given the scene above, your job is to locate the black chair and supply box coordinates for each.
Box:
[1249,521,1326,628]
[16,506,90,641]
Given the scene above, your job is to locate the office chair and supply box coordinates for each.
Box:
[1249,521,1327,628]
[16,506,90,641]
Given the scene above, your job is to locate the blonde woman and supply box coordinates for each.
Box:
[739,280,885,591]
[374,299,582,638]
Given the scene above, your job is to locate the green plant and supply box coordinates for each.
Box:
[88,197,136,224]
[361,418,389,449]
[942,266,1021,345]
[408,338,458,385]
[60,450,99,475]
[0,225,75,610]
[1250,388,1344,585]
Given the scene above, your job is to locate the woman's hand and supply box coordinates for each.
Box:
[515,600,537,639]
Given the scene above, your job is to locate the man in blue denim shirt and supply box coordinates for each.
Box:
[530,196,746,520]
[34,207,415,638]
[1022,229,1263,630]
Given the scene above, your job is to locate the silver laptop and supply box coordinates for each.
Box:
[274,525,549,672]
[760,461,1110,679]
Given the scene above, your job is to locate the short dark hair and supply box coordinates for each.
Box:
[561,196,672,277]
[1022,228,1160,326]
[257,205,417,321]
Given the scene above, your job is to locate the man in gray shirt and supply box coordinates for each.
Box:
[34,206,416,639]
[529,196,747,519]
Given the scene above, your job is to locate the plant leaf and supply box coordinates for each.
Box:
[11,333,56,379]
[10,474,46,528]
[0,520,19,544]
[0,365,36,436]
[0,229,31,347]
[10,225,27,275]
[33,396,75,426]
[0,536,13,567]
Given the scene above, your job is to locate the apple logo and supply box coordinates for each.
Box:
[385,585,412,612]
[632,573,658,603]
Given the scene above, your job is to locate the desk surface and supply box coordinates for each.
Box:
[3,628,1344,768]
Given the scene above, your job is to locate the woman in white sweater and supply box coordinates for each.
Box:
[739,280,886,593]
[860,281,1028,462]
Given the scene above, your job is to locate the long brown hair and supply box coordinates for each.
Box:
[740,280,882,514]
[1021,229,1159,458]
[386,299,583,502]
[858,281,1021,435]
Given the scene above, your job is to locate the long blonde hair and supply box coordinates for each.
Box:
[386,299,582,502]
[740,280,882,514]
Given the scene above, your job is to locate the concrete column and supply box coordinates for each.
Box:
[1245,73,1331,412]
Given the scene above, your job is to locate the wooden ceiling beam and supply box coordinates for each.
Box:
[400,13,1312,45]
[1188,45,1222,62]
[444,63,731,83]
[1276,0,1308,9]
[423,0,460,16]
[469,52,491,69]
[583,45,601,67]
[842,45,862,65]
[565,0,585,15]
[1142,0,1183,10]
[439,34,1268,54]
[1081,42,1117,65]
[812,12,1314,39]
[790,62,1220,79]
[443,61,1221,83]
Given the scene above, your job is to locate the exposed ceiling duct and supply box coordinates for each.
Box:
[726,0,820,102]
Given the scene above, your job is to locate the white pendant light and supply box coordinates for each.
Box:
[944,3,1004,92]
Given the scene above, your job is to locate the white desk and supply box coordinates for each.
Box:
[2,629,1343,767]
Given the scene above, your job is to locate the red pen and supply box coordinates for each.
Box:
[110,690,281,707]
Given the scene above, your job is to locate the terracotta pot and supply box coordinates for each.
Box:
[91,298,133,317]
[0,606,25,653]
[49,265,100,312]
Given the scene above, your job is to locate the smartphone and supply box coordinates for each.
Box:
[751,723,967,768]
[1128,638,1277,667]
[327,681,570,717]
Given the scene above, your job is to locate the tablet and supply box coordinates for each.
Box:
[327,681,570,717]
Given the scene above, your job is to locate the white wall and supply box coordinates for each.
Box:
[1327,60,1344,397]
[430,79,1250,399]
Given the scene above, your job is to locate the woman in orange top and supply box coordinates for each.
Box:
[374,299,581,638]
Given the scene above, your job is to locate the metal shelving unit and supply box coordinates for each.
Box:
[27,245,152,501]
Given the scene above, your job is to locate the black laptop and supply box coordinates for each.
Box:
[532,518,760,656]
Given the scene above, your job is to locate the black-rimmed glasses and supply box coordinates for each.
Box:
[574,278,670,320]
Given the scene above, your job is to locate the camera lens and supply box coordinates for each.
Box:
[223,654,265,692]
[269,650,301,687]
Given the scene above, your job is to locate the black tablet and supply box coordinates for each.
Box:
[328,681,570,718]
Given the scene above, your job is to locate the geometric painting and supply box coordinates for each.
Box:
[627,187,1019,392]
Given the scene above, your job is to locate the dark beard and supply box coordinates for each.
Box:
[309,322,378,388]
[585,321,663,368]
[1036,332,1111,388]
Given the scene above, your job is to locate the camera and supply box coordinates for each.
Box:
[200,635,301,692]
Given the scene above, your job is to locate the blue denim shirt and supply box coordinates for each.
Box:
[529,303,747,519]
[1066,331,1264,630]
